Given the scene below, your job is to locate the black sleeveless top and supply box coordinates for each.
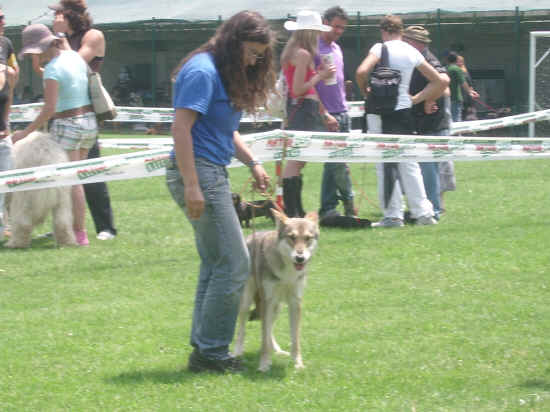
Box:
[0,65,9,132]
[68,30,104,73]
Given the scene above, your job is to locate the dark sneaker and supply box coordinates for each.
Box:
[188,349,244,373]
[320,214,371,228]
[320,209,341,220]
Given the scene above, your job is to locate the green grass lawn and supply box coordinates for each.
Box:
[1,134,550,411]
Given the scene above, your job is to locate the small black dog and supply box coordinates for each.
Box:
[232,193,276,228]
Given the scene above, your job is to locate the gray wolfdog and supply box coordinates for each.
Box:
[233,209,319,371]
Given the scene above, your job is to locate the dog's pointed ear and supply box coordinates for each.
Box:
[304,211,319,224]
[271,208,289,226]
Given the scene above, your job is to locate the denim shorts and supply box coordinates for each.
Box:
[286,98,325,132]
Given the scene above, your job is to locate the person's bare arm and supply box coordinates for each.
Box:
[355,52,379,97]
[78,29,105,64]
[462,80,479,99]
[233,131,269,192]
[171,108,203,220]
[411,61,449,105]
[31,55,44,77]
[422,73,450,114]
[11,79,58,142]
[292,49,333,96]
[7,53,19,84]
[1,68,15,135]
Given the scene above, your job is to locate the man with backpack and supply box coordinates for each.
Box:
[356,15,447,227]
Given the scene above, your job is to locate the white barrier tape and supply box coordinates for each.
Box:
[9,103,284,124]
[99,138,174,149]
[0,149,171,194]
[98,130,285,149]
[450,109,550,135]
[10,102,550,135]
[3,128,550,194]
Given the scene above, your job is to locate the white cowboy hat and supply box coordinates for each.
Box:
[284,10,331,32]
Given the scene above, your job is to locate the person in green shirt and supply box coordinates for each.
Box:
[447,51,478,122]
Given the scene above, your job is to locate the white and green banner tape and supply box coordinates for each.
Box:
[2,128,550,194]
[10,101,550,135]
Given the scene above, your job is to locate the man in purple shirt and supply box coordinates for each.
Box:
[315,6,357,221]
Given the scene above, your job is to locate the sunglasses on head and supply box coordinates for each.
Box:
[246,47,265,62]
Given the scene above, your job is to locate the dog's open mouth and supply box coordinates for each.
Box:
[294,262,305,271]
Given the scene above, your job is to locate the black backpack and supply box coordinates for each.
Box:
[365,43,401,115]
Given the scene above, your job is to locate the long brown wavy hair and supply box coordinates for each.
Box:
[171,10,277,113]
[58,0,93,33]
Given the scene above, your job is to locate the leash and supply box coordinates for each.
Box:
[247,172,281,324]
[246,97,305,322]
[349,163,381,213]
[472,96,498,113]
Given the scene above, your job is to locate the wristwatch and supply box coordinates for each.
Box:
[247,159,262,168]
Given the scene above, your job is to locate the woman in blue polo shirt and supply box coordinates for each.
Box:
[166,11,274,373]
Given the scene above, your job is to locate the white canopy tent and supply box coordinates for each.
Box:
[4,0,549,26]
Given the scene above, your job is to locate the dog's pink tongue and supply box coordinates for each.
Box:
[294,263,305,271]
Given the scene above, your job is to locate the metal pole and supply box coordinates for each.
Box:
[514,7,521,136]
[356,12,361,99]
[528,31,535,137]
[528,31,550,137]
[151,17,157,107]
[27,21,33,95]
[356,11,361,60]
[436,8,441,58]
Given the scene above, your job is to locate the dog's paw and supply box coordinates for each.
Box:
[258,357,272,372]
[293,354,304,369]
[294,360,305,370]
[258,364,271,372]
[231,347,244,357]
[274,349,290,356]
[5,240,26,249]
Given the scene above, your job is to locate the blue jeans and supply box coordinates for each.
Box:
[319,112,353,216]
[419,128,450,220]
[0,138,12,235]
[451,101,463,122]
[166,157,250,360]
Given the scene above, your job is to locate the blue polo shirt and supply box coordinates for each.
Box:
[172,52,241,166]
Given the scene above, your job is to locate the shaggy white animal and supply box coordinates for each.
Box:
[6,132,76,248]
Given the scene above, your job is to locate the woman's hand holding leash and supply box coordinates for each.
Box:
[250,164,270,193]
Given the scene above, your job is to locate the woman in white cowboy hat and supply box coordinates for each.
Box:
[12,23,98,246]
[280,10,336,218]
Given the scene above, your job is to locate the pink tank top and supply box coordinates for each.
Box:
[283,64,317,98]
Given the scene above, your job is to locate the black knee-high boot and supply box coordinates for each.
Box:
[283,176,306,218]
[296,174,306,218]
[283,177,298,217]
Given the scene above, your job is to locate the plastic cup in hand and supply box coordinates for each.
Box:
[321,53,337,85]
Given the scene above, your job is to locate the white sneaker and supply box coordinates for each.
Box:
[97,231,116,240]
[371,217,404,228]
[416,215,438,226]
